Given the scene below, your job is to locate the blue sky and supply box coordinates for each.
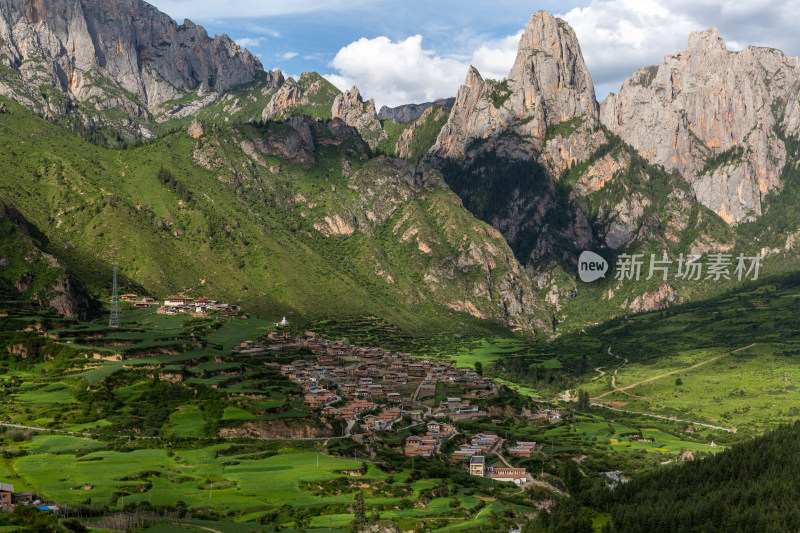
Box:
[148,0,800,108]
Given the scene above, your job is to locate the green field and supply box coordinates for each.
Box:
[167,406,206,437]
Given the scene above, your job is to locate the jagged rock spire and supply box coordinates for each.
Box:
[428,11,598,160]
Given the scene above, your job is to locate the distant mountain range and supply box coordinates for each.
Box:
[1,0,799,336]
[378,98,455,124]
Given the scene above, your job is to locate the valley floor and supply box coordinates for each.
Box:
[0,301,741,532]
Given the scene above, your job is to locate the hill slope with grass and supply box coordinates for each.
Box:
[0,97,549,334]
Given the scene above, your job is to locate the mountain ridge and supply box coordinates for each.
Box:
[0,2,799,336]
[600,27,800,225]
[0,0,263,138]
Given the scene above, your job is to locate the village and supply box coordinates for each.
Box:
[119,294,242,315]
[272,331,567,488]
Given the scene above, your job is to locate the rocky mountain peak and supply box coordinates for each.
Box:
[331,85,387,149]
[334,86,367,111]
[428,12,597,160]
[465,66,483,87]
[0,0,263,135]
[687,27,726,54]
[510,11,598,121]
[600,27,800,224]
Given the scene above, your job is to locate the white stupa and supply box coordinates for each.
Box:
[278,316,289,327]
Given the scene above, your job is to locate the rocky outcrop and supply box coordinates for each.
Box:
[0,0,262,135]
[629,283,677,313]
[46,273,91,320]
[429,11,598,160]
[187,120,204,139]
[262,72,340,122]
[540,118,609,177]
[601,193,651,250]
[331,86,387,149]
[600,28,800,224]
[378,97,455,123]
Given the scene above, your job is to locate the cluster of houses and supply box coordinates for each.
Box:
[321,399,376,419]
[508,441,539,457]
[403,421,457,457]
[531,407,563,424]
[0,483,34,510]
[403,435,437,457]
[120,294,158,308]
[155,296,242,315]
[468,457,529,486]
[363,408,405,431]
[452,433,501,460]
[288,334,496,389]
[437,396,484,419]
[278,333,497,422]
[450,434,531,485]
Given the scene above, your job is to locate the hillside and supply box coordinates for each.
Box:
[610,421,800,532]
[0,97,549,334]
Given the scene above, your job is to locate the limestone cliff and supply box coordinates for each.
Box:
[600,28,800,224]
[262,72,341,122]
[379,97,454,124]
[429,11,598,160]
[0,0,262,135]
[331,86,387,150]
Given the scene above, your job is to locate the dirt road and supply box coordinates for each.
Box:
[593,343,756,400]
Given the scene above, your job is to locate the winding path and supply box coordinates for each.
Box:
[593,343,756,400]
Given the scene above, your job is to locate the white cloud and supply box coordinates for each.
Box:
[324,33,521,109]
[469,31,524,81]
[239,24,281,39]
[278,51,299,60]
[559,0,800,99]
[236,37,265,49]
[560,0,698,99]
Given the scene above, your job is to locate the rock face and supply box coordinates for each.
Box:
[187,119,204,139]
[331,86,387,149]
[0,0,262,130]
[600,28,800,224]
[423,12,607,271]
[261,72,340,122]
[429,11,598,160]
[629,283,677,313]
[378,97,455,123]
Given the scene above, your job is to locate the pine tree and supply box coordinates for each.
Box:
[352,491,367,531]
